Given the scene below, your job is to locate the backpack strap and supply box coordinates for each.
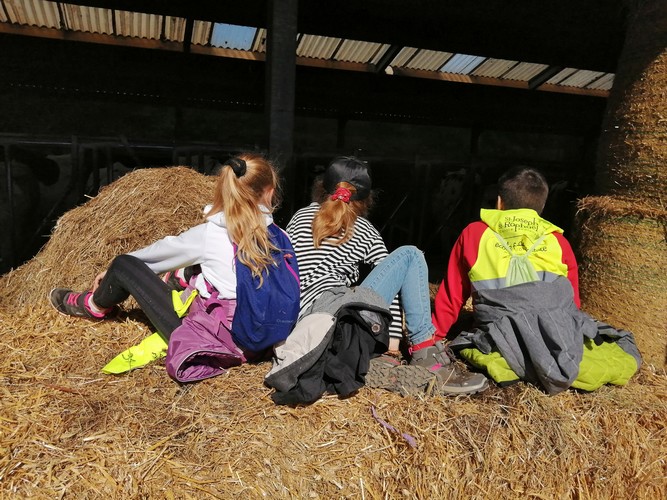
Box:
[492,231,514,256]
[525,234,548,257]
[492,231,547,257]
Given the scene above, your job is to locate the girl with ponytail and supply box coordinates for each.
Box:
[286,157,488,395]
[287,157,418,351]
[50,153,299,381]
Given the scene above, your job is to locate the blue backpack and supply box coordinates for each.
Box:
[231,223,300,352]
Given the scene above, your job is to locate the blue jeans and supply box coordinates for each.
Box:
[361,245,436,345]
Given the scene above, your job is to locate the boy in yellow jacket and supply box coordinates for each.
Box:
[429,166,640,394]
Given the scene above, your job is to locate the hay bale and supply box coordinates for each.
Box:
[0,167,216,312]
[594,0,667,202]
[576,195,667,367]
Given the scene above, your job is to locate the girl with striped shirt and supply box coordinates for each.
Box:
[286,157,429,350]
[286,157,489,395]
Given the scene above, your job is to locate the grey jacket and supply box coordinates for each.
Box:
[265,286,391,404]
[450,277,641,395]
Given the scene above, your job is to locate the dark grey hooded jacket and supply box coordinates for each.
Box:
[265,286,391,404]
[450,277,641,395]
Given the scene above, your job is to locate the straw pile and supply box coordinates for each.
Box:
[582,1,667,368]
[1,168,666,498]
[0,167,217,312]
[575,196,667,368]
[593,0,666,202]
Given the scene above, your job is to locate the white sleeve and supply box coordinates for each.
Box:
[127,224,207,275]
[363,232,389,266]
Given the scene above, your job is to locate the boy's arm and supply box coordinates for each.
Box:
[432,232,473,338]
[554,232,581,308]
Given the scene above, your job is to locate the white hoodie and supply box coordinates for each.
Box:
[129,206,273,299]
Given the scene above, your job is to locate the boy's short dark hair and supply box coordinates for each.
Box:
[497,166,549,213]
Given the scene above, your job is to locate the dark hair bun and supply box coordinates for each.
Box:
[323,157,372,201]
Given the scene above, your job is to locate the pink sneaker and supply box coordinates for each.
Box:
[49,288,112,319]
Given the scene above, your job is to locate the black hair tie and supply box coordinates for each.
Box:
[225,157,247,177]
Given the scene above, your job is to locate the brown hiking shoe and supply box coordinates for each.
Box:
[410,341,489,395]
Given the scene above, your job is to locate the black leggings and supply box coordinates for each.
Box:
[93,255,182,341]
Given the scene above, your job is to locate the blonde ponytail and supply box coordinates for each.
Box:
[208,153,280,284]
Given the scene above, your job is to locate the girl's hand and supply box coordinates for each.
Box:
[92,271,107,291]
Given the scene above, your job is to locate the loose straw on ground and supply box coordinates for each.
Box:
[1,168,665,498]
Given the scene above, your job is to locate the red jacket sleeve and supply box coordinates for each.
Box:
[553,232,581,308]
[432,223,485,338]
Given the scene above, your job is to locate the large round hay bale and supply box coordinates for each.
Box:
[594,0,667,202]
[576,195,667,367]
[0,166,217,312]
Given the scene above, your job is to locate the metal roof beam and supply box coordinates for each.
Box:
[373,45,402,73]
[182,17,193,53]
[528,66,564,90]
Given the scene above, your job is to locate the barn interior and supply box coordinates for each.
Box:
[1,0,628,276]
[1,3,666,497]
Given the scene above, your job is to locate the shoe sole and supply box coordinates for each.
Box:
[437,378,490,396]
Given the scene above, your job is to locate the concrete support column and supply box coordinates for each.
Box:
[265,0,298,216]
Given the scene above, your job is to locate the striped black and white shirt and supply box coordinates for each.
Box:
[286,202,403,338]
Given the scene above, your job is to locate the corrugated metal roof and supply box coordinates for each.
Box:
[191,20,211,46]
[546,68,579,85]
[62,4,112,34]
[559,69,605,88]
[0,2,613,96]
[587,73,614,90]
[543,68,614,90]
[297,34,341,59]
[391,47,419,67]
[4,0,59,28]
[471,58,518,78]
[502,62,549,81]
[163,16,186,42]
[252,28,267,52]
[335,39,388,64]
[404,49,453,71]
[115,10,161,39]
[440,54,485,74]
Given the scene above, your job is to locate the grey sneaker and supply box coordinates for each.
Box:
[49,288,114,319]
[366,355,436,397]
[162,265,201,292]
[410,341,489,395]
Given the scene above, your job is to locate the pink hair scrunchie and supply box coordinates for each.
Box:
[330,187,352,203]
